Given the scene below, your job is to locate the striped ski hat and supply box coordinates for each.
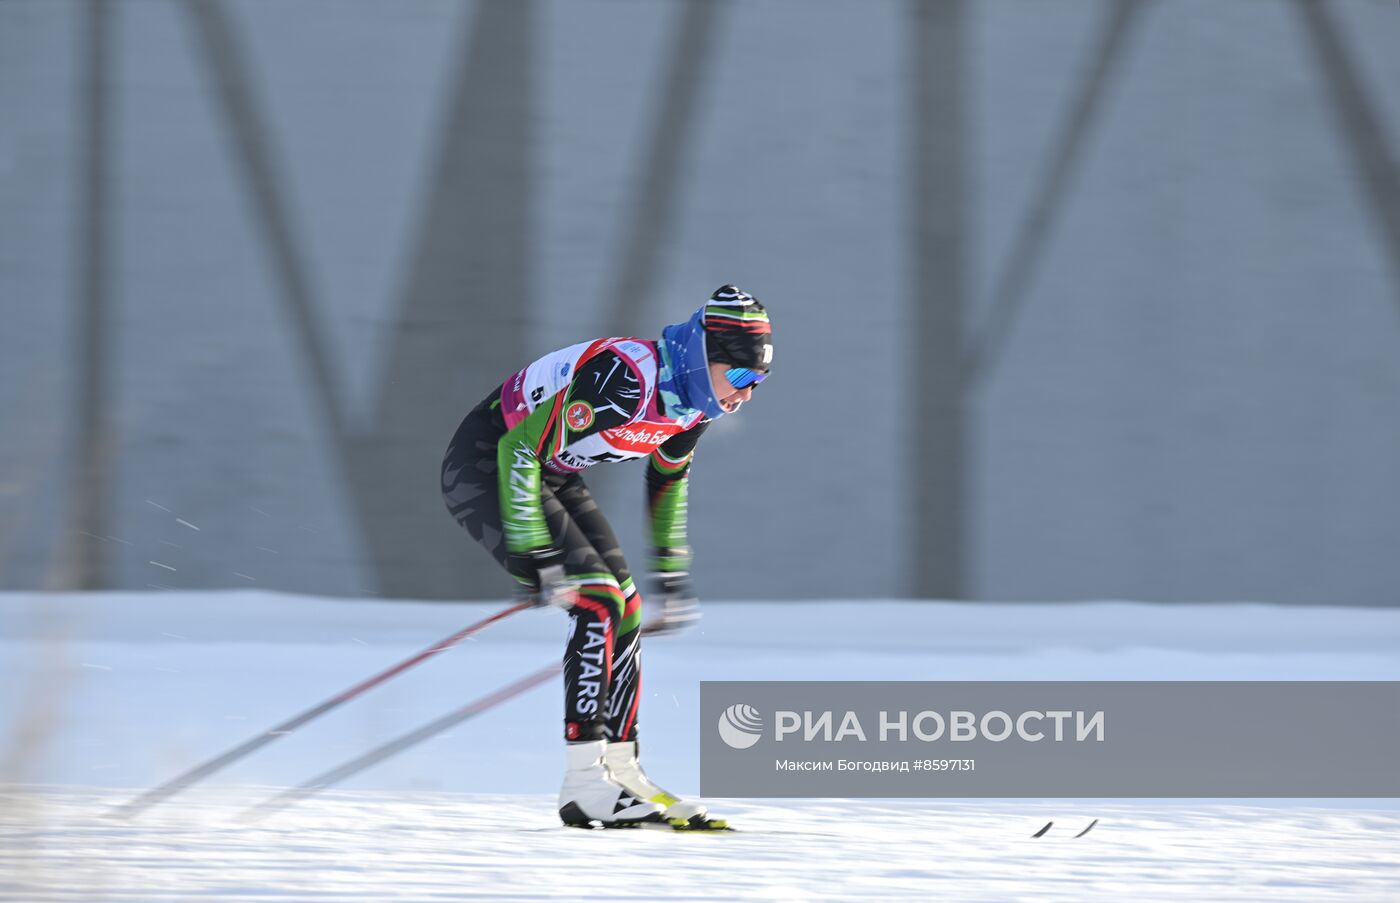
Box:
[702,285,773,372]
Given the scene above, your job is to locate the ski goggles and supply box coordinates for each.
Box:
[724,367,769,390]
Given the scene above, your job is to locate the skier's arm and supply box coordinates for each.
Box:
[497,351,643,582]
[646,421,708,571]
[645,423,708,633]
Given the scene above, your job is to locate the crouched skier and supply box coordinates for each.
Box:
[441,285,774,830]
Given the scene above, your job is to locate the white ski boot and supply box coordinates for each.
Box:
[557,740,667,828]
[604,740,731,831]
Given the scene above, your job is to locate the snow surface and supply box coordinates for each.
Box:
[3,591,1400,901]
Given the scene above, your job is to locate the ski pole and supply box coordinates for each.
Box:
[240,661,561,822]
[240,619,672,821]
[110,601,532,820]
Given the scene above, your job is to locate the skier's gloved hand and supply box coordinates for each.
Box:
[648,553,700,634]
[509,547,573,609]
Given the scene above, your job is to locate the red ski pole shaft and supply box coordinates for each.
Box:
[109,601,531,820]
[241,619,672,820]
[241,662,562,822]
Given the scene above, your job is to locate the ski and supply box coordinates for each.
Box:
[1032,819,1098,838]
[563,815,735,833]
[619,812,734,832]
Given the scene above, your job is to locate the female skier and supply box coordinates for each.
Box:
[441,285,773,830]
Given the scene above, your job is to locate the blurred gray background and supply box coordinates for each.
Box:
[2,0,1398,605]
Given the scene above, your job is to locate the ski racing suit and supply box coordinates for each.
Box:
[441,334,710,744]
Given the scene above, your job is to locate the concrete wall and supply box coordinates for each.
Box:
[3,0,1399,605]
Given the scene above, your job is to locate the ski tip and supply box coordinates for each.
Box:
[1074,818,1099,838]
[1032,821,1053,838]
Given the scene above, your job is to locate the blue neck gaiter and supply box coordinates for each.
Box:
[658,307,725,420]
